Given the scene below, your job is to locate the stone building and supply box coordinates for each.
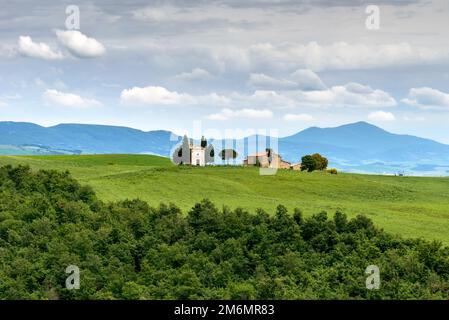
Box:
[243,149,291,169]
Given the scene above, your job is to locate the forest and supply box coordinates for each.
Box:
[0,164,448,299]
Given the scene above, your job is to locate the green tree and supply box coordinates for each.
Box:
[219,149,238,164]
[201,136,207,148]
[301,155,316,172]
[311,153,328,170]
[205,145,215,164]
[1,164,449,300]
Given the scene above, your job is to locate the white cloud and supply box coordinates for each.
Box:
[121,81,395,110]
[247,42,448,72]
[120,86,196,106]
[56,30,106,58]
[248,73,297,90]
[43,89,102,108]
[230,90,297,108]
[0,101,8,108]
[17,36,63,60]
[283,113,314,122]
[120,85,231,107]
[248,69,325,91]
[402,87,449,109]
[205,108,273,120]
[289,83,396,108]
[132,4,250,24]
[290,69,326,90]
[174,68,213,81]
[133,5,186,23]
[120,85,294,109]
[245,75,394,109]
[368,111,396,122]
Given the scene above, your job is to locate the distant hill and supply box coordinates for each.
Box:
[279,121,449,164]
[0,122,179,155]
[1,120,449,175]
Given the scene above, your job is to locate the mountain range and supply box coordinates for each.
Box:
[1,121,449,175]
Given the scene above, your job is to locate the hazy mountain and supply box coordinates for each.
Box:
[1,120,449,174]
[279,121,449,164]
[0,122,179,155]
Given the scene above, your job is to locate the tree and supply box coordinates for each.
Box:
[265,148,273,158]
[219,149,238,164]
[300,153,328,172]
[301,155,316,172]
[265,148,274,165]
[205,145,215,164]
[2,164,449,300]
[201,136,207,148]
[172,135,191,165]
[311,153,328,170]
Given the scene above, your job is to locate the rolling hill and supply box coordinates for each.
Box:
[1,121,449,175]
[1,154,449,244]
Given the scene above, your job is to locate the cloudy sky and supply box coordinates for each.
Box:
[1,0,449,142]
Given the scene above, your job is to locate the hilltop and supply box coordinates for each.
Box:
[1,154,449,244]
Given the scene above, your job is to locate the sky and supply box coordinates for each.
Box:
[1,0,449,142]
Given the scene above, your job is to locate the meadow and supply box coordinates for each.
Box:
[1,154,449,244]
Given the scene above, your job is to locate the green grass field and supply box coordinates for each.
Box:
[1,154,449,244]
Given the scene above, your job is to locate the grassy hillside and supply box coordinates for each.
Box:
[1,154,449,244]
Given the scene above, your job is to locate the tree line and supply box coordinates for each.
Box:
[0,165,448,299]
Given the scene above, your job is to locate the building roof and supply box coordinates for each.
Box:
[247,152,270,157]
[247,150,282,157]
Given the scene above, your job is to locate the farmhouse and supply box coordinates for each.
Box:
[290,163,302,171]
[243,149,291,169]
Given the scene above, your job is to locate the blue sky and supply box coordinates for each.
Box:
[1,0,449,142]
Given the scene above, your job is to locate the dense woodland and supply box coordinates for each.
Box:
[0,165,448,299]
